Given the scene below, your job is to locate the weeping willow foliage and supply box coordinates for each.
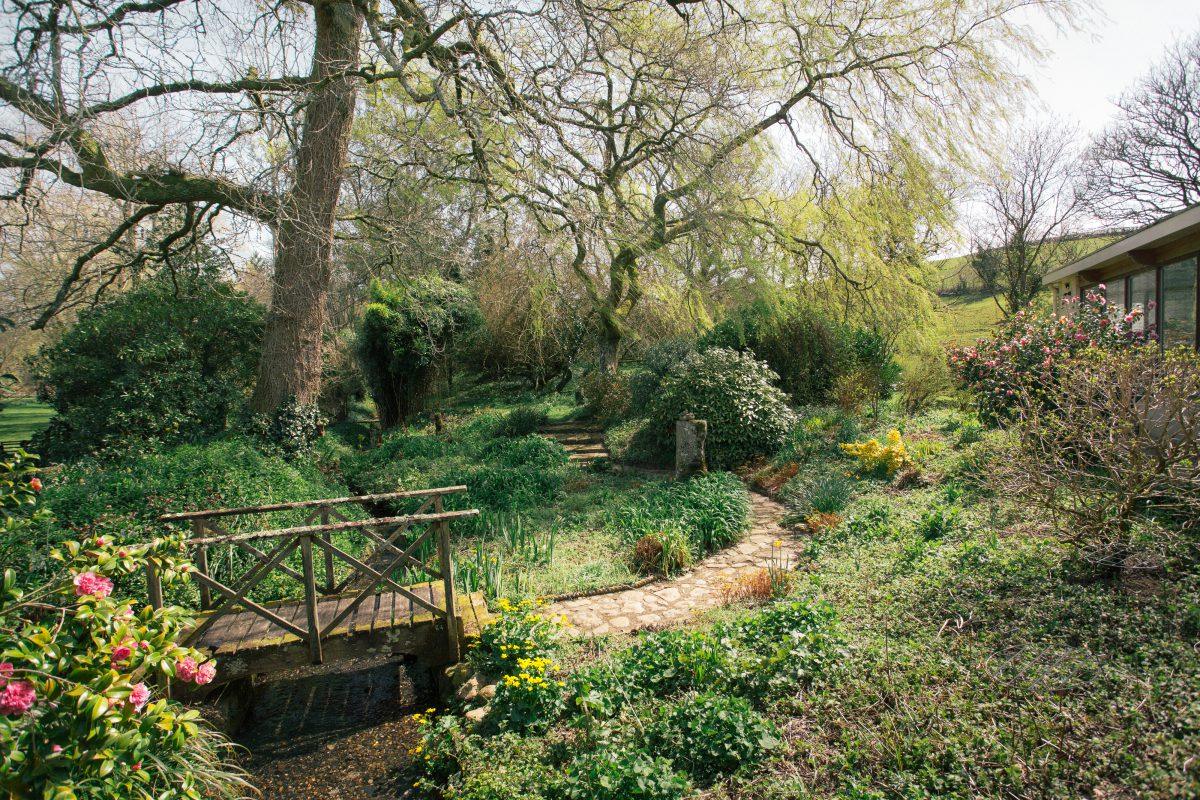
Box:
[772,147,957,345]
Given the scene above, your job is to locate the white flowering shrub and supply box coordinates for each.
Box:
[648,348,797,469]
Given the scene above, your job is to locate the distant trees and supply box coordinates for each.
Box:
[1084,30,1200,225]
[970,124,1086,315]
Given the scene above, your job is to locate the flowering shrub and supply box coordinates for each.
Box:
[840,430,911,477]
[647,347,798,469]
[949,289,1150,423]
[489,656,566,733]
[469,598,563,678]
[0,537,246,799]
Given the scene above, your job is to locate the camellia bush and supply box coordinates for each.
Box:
[646,348,797,469]
[948,288,1150,423]
[0,457,249,799]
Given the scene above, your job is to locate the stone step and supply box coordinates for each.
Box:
[566,446,609,456]
[548,434,606,445]
[540,423,603,433]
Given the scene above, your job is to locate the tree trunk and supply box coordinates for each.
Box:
[251,2,362,412]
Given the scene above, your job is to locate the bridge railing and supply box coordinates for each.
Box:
[148,486,477,663]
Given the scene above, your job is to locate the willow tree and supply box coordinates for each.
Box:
[371,0,1073,372]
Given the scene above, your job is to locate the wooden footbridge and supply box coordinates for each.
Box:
[146,486,489,684]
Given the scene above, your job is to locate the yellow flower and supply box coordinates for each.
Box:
[772,539,783,548]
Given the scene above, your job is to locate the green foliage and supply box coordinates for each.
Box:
[647,348,796,469]
[470,598,564,679]
[30,269,263,459]
[348,412,571,514]
[603,417,661,467]
[605,472,751,574]
[11,437,354,594]
[715,599,842,699]
[0,470,248,799]
[490,655,566,733]
[629,525,693,577]
[701,302,898,406]
[243,398,325,456]
[915,503,962,541]
[560,745,692,800]
[496,405,550,438]
[784,470,854,515]
[646,692,780,785]
[356,276,478,427]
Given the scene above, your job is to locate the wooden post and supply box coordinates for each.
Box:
[436,520,460,662]
[319,505,335,593]
[145,560,163,611]
[194,545,212,611]
[299,534,323,664]
[192,520,212,610]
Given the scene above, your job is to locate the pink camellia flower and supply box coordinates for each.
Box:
[94,537,106,547]
[29,477,42,492]
[138,641,150,651]
[127,682,150,713]
[0,662,12,685]
[195,662,217,686]
[175,657,198,683]
[0,680,36,716]
[51,744,63,754]
[111,643,133,668]
[73,571,113,599]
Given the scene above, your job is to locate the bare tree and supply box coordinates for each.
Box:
[1,0,1073,403]
[970,123,1085,315]
[0,0,524,410]
[1084,30,1200,225]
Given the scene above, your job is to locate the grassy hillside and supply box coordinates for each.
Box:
[927,231,1123,347]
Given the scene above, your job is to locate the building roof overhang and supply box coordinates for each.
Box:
[1044,203,1200,285]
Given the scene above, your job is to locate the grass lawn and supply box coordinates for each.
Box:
[0,397,54,442]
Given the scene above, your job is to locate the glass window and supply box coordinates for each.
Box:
[1162,257,1197,349]
[1129,268,1158,336]
[1105,278,1127,316]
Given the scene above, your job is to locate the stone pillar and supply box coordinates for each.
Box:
[675,413,708,480]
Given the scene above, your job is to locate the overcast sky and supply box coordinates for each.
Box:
[1025,0,1200,133]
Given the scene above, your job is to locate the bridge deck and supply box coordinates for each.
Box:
[193,584,490,680]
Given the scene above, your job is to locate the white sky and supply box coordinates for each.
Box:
[1025,0,1200,134]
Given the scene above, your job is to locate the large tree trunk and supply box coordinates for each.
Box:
[251,2,362,412]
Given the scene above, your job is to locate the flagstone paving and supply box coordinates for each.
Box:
[546,492,799,636]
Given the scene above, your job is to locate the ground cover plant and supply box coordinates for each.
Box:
[6,437,363,604]
[603,472,753,576]
[407,596,839,798]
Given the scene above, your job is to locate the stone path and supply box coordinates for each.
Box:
[547,492,798,637]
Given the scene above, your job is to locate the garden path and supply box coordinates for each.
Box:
[546,492,797,636]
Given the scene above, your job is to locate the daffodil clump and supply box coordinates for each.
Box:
[839,429,911,477]
[492,656,567,733]
[470,597,565,678]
